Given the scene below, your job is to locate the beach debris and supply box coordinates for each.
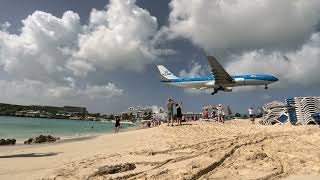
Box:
[0,138,16,145]
[91,163,136,177]
[24,135,60,144]
[247,152,268,162]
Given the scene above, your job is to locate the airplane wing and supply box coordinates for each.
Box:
[207,56,234,85]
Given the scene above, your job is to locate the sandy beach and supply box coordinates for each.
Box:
[0,120,320,180]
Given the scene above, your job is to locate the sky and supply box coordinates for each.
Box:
[0,0,320,114]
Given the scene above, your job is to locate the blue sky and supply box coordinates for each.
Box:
[0,0,320,114]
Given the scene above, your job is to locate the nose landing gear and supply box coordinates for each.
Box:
[265,85,268,90]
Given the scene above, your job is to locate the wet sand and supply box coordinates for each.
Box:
[0,120,320,179]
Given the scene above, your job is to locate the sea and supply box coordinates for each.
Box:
[0,116,135,141]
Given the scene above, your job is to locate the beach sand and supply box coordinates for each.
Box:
[0,120,320,180]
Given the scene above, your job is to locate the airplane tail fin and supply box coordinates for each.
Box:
[157,65,179,80]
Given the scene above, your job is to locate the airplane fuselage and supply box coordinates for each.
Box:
[160,74,278,89]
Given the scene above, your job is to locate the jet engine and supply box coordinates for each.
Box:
[205,81,216,88]
[222,87,233,92]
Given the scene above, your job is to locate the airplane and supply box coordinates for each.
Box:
[157,56,279,95]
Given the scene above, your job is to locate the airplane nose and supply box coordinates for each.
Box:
[272,76,279,82]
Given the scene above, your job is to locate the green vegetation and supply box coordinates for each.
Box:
[143,111,152,120]
[234,113,241,117]
[122,113,129,120]
[108,114,115,120]
[0,103,87,117]
[129,113,134,121]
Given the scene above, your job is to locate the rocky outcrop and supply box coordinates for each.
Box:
[0,139,16,145]
[24,135,60,144]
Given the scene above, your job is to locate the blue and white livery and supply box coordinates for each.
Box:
[157,56,278,95]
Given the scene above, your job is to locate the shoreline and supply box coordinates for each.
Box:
[0,122,143,152]
[0,116,138,145]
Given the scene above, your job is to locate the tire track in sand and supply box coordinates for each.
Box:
[188,134,289,180]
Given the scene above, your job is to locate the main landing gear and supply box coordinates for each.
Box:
[265,85,268,90]
[211,87,221,95]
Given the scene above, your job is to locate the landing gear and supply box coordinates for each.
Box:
[265,85,268,90]
[211,88,220,95]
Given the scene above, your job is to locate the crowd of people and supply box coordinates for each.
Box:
[114,98,260,133]
[202,104,225,123]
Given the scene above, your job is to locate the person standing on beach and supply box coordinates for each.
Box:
[203,109,209,119]
[211,109,216,121]
[248,107,255,124]
[217,104,224,123]
[114,116,121,133]
[167,98,174,126]
[176,102,182,126]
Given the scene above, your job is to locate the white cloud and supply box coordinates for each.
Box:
[0,0,172,109]
[69,0,171,74]
[0,22,10,31]
[65,60,96,77]
[0,0,170,79]
[0,11,81,84]
[179,61,210,94]
[168,0,320,51]
[0,79,123,106]
[179,61,208,78]
[84,83,124,99]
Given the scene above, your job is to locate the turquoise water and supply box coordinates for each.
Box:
[0,116,134,140]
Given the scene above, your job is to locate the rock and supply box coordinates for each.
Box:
[252,152,268,161]
[0,139,5,145]
[0,138,16,145]
[5,139,11,145]
[24,138,33,144]
[24,135,59,144]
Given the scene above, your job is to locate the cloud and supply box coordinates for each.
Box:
[0,11,81,84]
[0,0,170,79]
[179,61,208,78]
[179,61,211,94]
[69,0,172,74]
[84,83,124,99]
[0,0,171,109]
[65,60,96,77]
[0,79,123,106]
[0,22,10,31]
[168,0,320,52]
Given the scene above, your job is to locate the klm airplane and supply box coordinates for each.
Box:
[157,56,279,95]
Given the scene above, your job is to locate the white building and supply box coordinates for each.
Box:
[124,105,164,120]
